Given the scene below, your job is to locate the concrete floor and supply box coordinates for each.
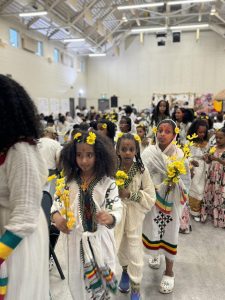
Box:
[50,221,225,300]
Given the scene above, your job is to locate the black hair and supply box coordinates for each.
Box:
[150,100,170,126]
[120,116,132,132]
[0,75,41,151]
[187,119,209,141]
[60,130,117,183]
[198,113,213,130]
[172,107,193,124]
[97,118,116,141]
[116,133,145,173]
[125,105,133,115]
[79,122,90,131]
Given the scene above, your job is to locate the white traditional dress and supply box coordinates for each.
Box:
[189,142,208,216]
[51,176,122,300]
[142,143,191,260]
[0,142,49,300]
[115,162,156,284]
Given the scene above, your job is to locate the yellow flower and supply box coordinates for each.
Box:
[187,133,198,140]
[116,178,125,186]
[134,134,141,143]
[209,146,216,155]
[74,132,82,140]
[66,211,74,218]
[175,127,180,134]
[47,174,57,182]
[116,170,128,179]
[152,126,157,134]
[86,132,96,145]
[102,123,107,129]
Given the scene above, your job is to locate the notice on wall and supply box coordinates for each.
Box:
[37,98,49,115]
[61,98,70,114]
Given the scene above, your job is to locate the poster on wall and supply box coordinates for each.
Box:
[37,98,49,115]
[61,99,70,114]
[152,93,195,109]
[49,98,60,116]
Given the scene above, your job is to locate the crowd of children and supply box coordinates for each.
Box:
[2,74,225,300]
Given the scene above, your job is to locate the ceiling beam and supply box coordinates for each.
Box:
[0,0,14,13]
[70,0,98,26]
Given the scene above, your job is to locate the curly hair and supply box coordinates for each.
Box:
[60,130,117,182]
[97,118,116,141]
[0,75,41,151]
[150,100,170,126]
[116,133,145,173]
[187,119,209,141]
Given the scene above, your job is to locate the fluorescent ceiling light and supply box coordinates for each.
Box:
[19,11,48,17]
[89,53,106,57]
[63,38,85,43]
[170,23,209,30]
[117,3,164,10]
[131,26,167,33]
[168,0,215,5]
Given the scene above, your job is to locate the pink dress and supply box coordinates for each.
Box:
[201,150,225,227]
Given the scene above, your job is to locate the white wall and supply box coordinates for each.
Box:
[0,18,87,114]
[87,31,225,109]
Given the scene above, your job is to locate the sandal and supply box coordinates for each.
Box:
[159,273,175,294]
[148,255,160,269]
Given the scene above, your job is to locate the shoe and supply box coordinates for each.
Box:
[159,273,175,294]
[118,271,130,293]
[149,255,160,269]
[130,290,141,300]
[194,216,200,222]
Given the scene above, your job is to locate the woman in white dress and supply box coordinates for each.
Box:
[0,75,49,300]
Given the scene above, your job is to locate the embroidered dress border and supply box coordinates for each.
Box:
[155,192,173,214]
[142,234,177,256]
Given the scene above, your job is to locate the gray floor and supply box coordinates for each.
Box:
[50,221,225,300]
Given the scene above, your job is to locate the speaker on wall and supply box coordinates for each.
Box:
[111,95,118,107]
[173,32,181,43]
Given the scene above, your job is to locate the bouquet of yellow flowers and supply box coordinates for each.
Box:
[115,170,128,188]
[164,157,187,185]
[55,176,76,230]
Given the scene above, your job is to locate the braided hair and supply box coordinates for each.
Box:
[116,133,145,173]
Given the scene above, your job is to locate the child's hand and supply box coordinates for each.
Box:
[191,160,199,167]
[52,212,71,234]
[203,153,211,163]
[119,188,131,199]
[96,211,114,226]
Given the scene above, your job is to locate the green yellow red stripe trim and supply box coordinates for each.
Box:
[0,230,22,263]
[142,234,177,255]
[155,192,173,214]
[0,277,8,297]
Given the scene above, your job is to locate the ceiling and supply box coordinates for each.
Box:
[0,0,225,55]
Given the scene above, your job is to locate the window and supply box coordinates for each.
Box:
[53,48,60,63]
[36,41,43,56]
[9,28,20,48]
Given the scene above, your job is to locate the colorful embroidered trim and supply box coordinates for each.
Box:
[0,230,22,265]
[155,191,173,214]
[180,187,188,205]
[142,234,177,256]
[0,277,8,299]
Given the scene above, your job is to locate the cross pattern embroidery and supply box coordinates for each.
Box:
[154,211,173,239]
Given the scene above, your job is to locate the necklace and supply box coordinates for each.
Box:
[80,174,95,191]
